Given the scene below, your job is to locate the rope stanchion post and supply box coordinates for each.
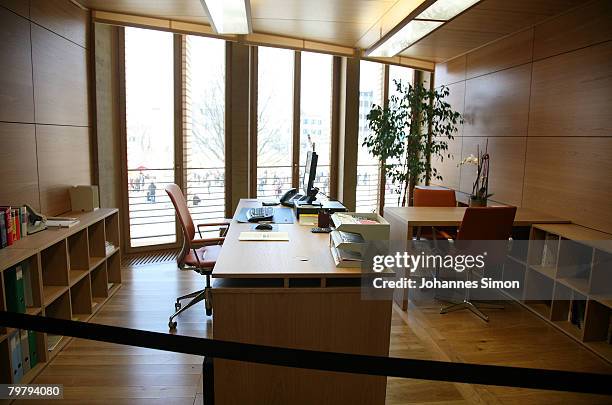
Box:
[203,357,214,405]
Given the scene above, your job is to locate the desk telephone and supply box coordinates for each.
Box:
[280,187,319,207]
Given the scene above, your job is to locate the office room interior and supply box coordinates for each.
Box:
[0,0,611,403]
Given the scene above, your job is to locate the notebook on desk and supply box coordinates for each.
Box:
[239,232,289,241]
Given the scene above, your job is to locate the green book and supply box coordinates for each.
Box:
[5,266,26,313]
[28,331,38,368]
[23,260,33,307]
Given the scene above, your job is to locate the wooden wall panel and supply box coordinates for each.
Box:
[30,0,89,47]
[0,123,40,209]
[0,0,92,216]
[434,55,465,87]
[523,137,612,233]
[0,6,34,122]
[0,0,29,18]
[31,23,90,126]
[463,64,531,137]
[533,0,612,60]
[459,136,526,207]
[433,0,612,233]
[466,28,533,79]
[37,125,92,215]
[529,41,612,138]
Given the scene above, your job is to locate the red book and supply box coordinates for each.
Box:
[14,209,21,240]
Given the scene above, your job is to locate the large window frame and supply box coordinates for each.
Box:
[250,48,338,201]
[117,23,419,252]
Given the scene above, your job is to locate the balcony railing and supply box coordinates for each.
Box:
[127,167,226,247]
[356,164,380,212]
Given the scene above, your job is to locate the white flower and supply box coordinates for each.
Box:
[458,154,479,166]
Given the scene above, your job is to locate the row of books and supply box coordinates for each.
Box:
[5,260,35,313]
[1,206,29,249]
[8,329,39,383]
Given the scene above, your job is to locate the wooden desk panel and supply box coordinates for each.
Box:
[212,199,392,404]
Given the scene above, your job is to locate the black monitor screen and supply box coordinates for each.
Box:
[302,151,318,195]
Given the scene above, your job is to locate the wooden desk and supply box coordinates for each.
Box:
[211,199,392,404]
[384,207,570,310]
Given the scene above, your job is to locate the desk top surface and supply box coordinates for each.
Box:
[383,206,569,226]
[213,199,363,279]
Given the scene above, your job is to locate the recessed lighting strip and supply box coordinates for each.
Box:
[366,0,480,57]
[200,0,252,35]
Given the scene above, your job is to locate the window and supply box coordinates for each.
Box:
[300,51,333,199]
[384,65,415,208]
[183,35,226,222]
[356,60,384,212]
[124,27,175,248]
[256,46,294,198]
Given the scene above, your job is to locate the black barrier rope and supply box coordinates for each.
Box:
[1,312,611,396]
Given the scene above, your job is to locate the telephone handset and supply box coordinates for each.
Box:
[280,188,299,207]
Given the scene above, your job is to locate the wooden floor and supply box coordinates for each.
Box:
[19,260,612,404]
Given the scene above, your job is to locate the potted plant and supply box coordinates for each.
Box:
[364,81,463,206]
[458,140,492,207]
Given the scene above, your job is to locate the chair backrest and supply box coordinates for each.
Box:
[413,188,457,207]
[456,206,517,265]
[166,184,195,245]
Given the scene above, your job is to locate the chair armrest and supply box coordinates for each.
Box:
[192,237,225,246]
[196,220,231,228]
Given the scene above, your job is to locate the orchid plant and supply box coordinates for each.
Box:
[458,140,492,204]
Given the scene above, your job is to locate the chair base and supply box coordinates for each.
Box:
[169,285,213,330]
[439,299,504,322]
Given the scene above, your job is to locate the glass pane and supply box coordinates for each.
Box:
[300,51,333,200]
[184,35,226,223]
[385,65,415,209]
[124,27,175,247]
[357,60,384,212]
[257,46,294,199]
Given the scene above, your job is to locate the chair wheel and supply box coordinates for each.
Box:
[205,302,212,316]
[168,320,177,329]
[175,302,181,311]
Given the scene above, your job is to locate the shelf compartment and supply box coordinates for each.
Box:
[502,258,525,300]
[509,227,531,263]
[68,229,89,271]
[529,264,555,279]
[590,249,612,299]
[524,268,554,319]
[557,277,590,295]
[104,212,120,251]
[45,290,71,320]
[70,276,92,317]
[41,240,69,288]
[556,239,592,294]
[88,220,106,261]
[90,262,108,299]
[69,269,89,286]
[583,299,611,343]
[107,250,121,284]
[42,285,69,307]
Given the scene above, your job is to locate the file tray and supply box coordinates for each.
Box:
[331,212,390,241]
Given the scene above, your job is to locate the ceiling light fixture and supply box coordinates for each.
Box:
[366,0,480,57]
[200,0,252,35]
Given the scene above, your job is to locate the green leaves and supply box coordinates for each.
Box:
[363,80,463,205]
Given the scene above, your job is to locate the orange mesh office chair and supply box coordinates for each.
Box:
[166,184,229,329]
[413,187,457,240]
[439,206,517,321]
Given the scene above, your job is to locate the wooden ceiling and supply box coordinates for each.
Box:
[399,0,590,62]
[77,0,590,63]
